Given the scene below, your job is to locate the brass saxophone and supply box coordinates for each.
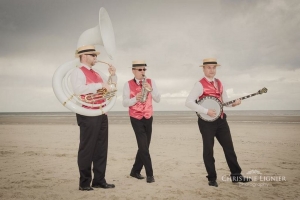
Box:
[140,75,151,103]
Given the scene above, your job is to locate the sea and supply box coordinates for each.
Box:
[0,110,300,124]
[1,110,300,117]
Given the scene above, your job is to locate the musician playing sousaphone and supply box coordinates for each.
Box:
[70,45,117,191]
[185,58,251,187]
[122,60,161,183]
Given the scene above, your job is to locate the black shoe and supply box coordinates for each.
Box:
[208,180,218,187]
[146,176,155,183]
[79,186,94,191]
[231,175,252,183]
[130,172,145,179]
[92,183,115,189]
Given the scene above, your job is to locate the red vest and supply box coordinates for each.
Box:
[198,77,223,102]
[80,67,105,109]
[199,78,224,118]
[128,79,153,119]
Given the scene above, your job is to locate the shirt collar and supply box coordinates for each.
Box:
[204,76,215,82]
[134,77,142,85]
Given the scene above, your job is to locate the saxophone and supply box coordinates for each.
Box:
[140,75,151,103]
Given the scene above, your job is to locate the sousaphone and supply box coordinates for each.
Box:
[52,7,117,116]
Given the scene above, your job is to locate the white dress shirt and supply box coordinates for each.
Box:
[185,77,231,114]
[70,64,118,95]
[122,78,161,107]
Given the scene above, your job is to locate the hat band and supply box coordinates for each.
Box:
[203,61,217,65]
[77,49,96,54]
[132,64,147,67]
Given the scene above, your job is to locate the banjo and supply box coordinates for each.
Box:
[196,87,268,122]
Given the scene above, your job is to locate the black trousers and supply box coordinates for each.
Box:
[197,113,242,181]
[130,116,153,177]
[76,114,108,187]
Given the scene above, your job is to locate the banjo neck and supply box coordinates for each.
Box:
[222,92,260,106]
[221,87,268,106]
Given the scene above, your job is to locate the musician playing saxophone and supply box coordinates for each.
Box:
[185,58,251,187]
[122,60,161,183]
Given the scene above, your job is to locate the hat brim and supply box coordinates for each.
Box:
[130,64,147,68]
[200,64,221,67]
[75,51,100,58]
[130,66,148,68]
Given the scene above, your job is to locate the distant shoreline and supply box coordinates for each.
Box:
[1,112,299,125]
[1,110,300,116]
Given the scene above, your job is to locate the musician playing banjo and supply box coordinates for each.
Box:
[185,58,251,187]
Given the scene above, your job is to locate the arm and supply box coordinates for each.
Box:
[98,71,118,85]
[150,80,161,103]
[110,75,118,85]
[122,82,138,107]
[222,85,241,107]
[99,63,118,85]
[70,68,102,95]
[185,82,208,114]
[222,84,231,107]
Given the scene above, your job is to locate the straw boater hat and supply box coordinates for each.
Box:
[75,45,100,57]
[200,58,221,67]
[131,60,147,68]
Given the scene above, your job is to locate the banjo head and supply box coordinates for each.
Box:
[196,96,223,122]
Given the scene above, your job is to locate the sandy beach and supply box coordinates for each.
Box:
[0,113,300,200]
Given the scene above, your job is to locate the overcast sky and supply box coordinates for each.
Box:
[1,0,299,112]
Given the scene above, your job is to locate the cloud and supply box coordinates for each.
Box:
[161,90,189,98]
[1,0,300,112]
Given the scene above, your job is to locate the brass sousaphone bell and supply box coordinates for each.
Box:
[52,7,117,116]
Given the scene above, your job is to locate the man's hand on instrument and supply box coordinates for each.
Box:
[135,92,142,102]
[232,99,241,107]
[207,109,217,117]
[108,65,116,76]
[143,82,153,92]
[99,82,111,92]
